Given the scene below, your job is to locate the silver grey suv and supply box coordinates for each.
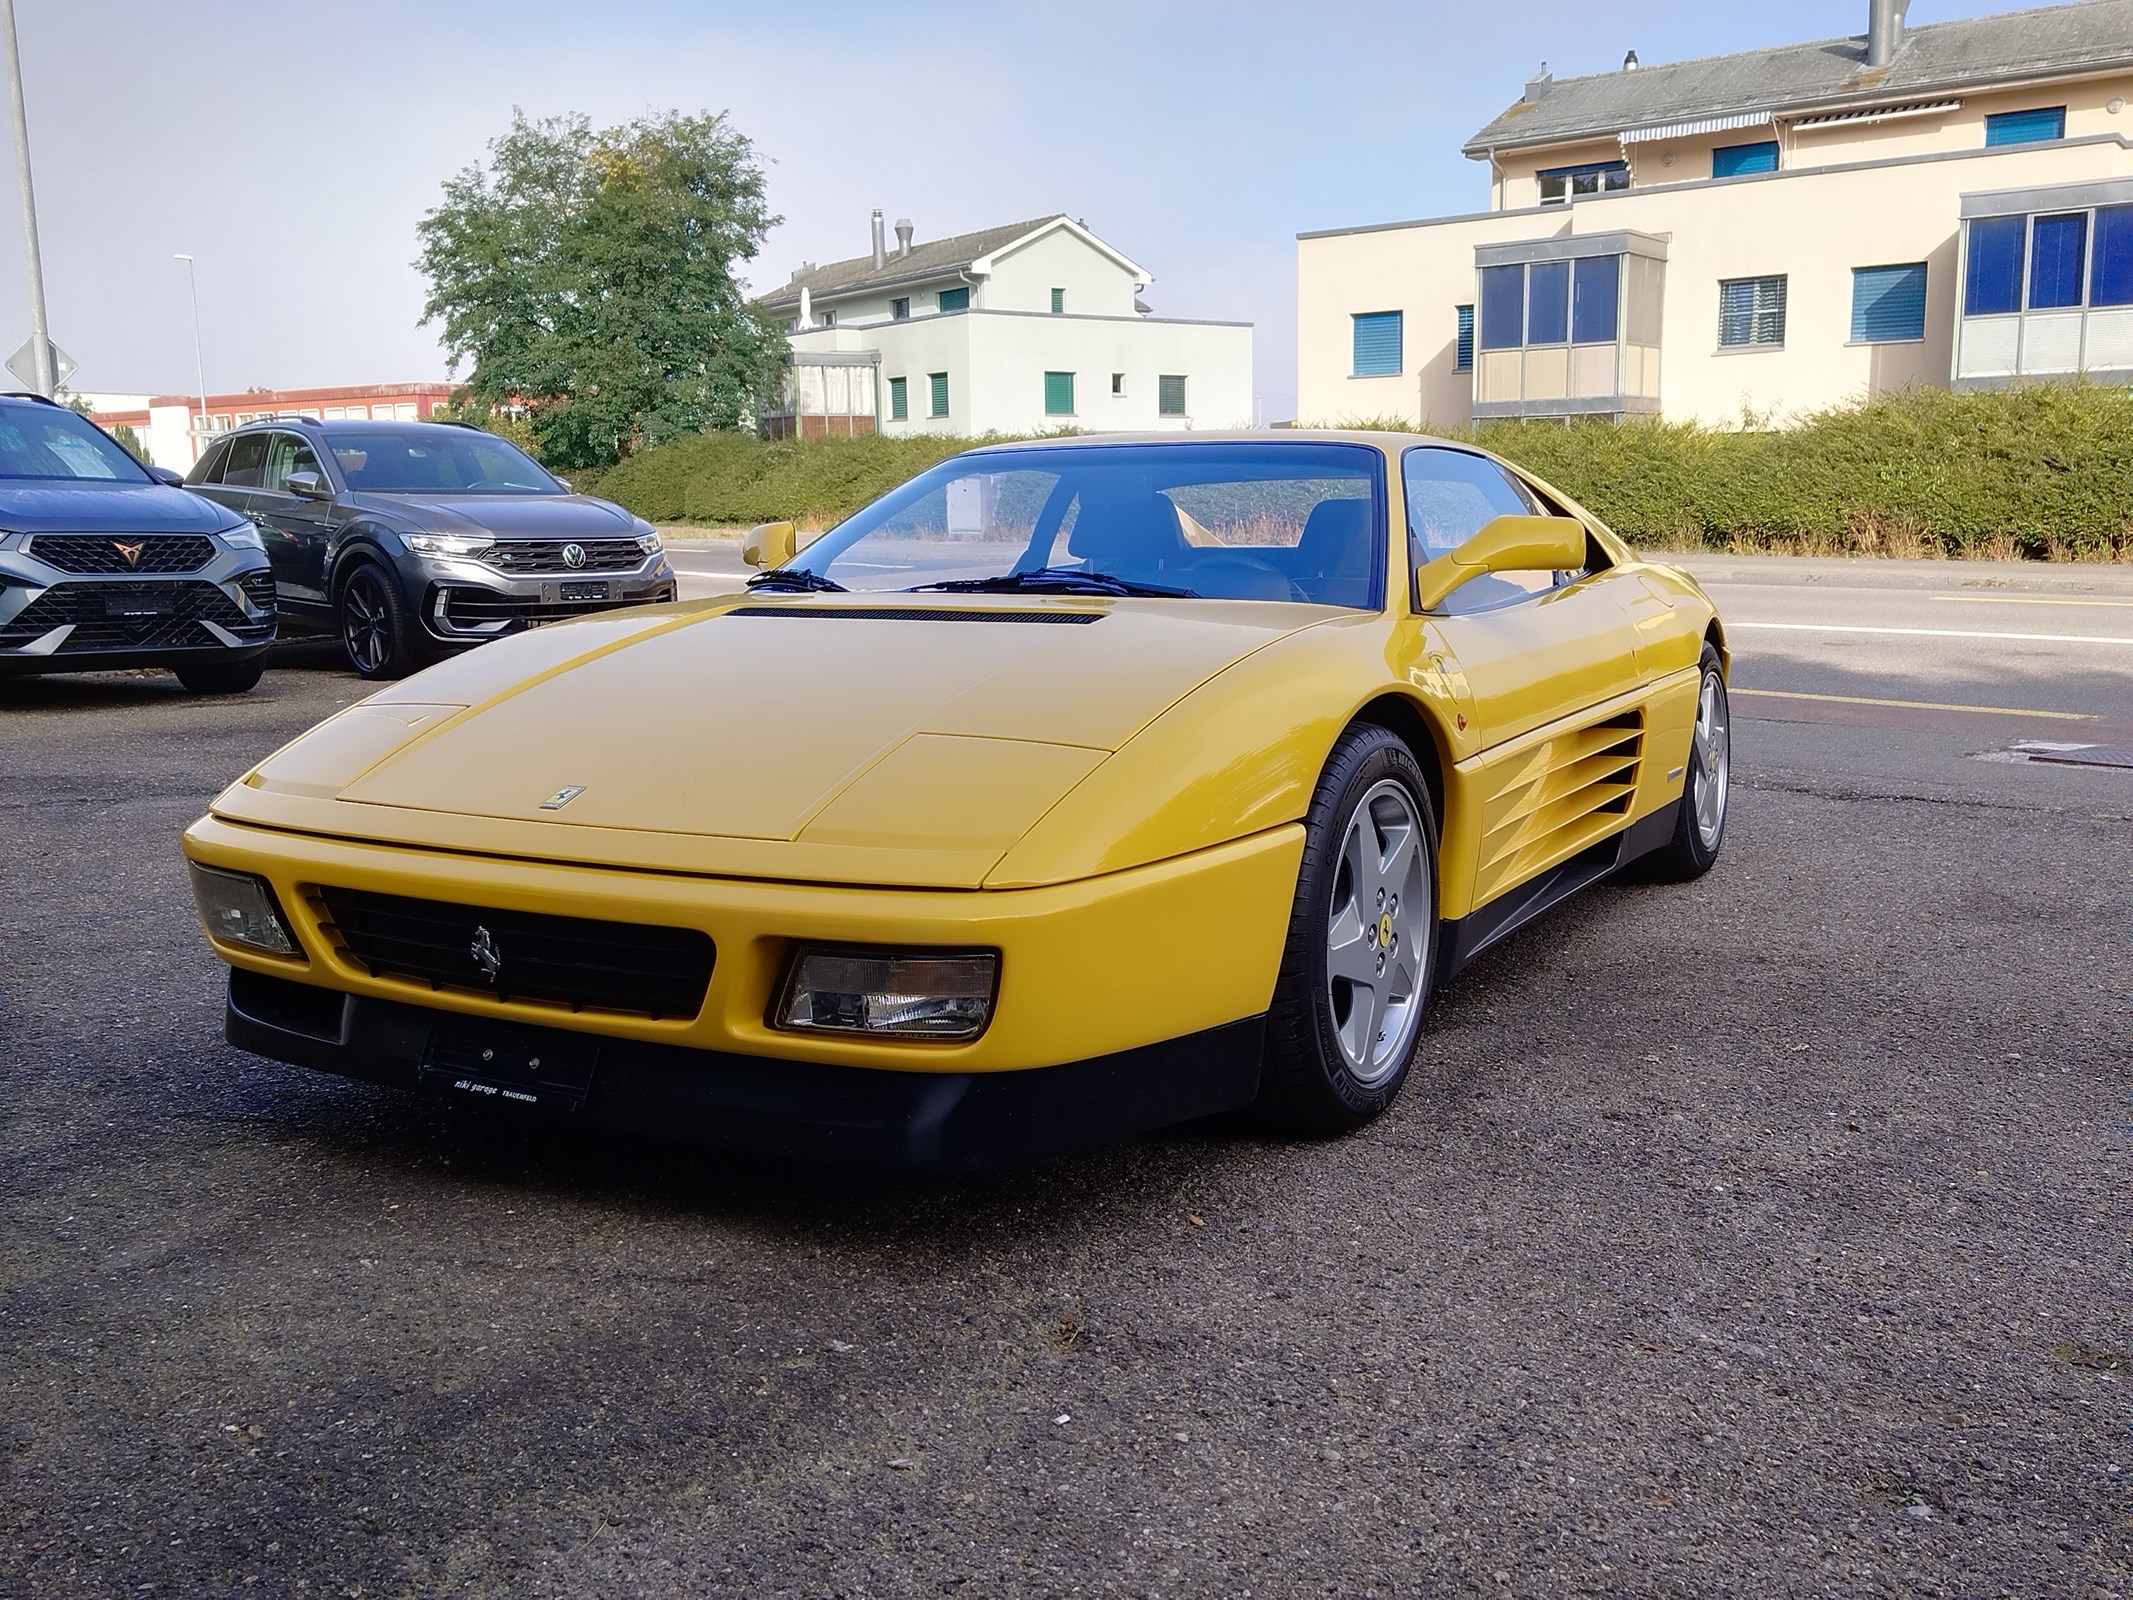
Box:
[0,393,274,693]
[185,417,676,678]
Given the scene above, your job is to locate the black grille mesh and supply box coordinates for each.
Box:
[312,886,714,1020]
[438,587,658,628]
[481,540,645,573]
[0,579,273,653]
[28,534,217,574]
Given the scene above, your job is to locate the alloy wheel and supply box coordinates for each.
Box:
[1692,671,1731,850]
[342,570,390,674]
[1325,778,1431,1087]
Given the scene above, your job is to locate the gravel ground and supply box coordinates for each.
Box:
[2,658,2128,1599]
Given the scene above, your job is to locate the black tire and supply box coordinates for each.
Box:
[1640,643,1731,882]
[172,655,265,695]
[1255,724,1441,1136]
[336,561,427,680]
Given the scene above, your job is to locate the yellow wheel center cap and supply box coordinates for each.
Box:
[1377,912,1395,947]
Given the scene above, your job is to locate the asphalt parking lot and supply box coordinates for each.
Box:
[4,557,2130,1599]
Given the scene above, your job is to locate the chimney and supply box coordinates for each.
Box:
[1866,0,1911,67]
[894,217,913,257]
[1524,62,1553,103]
[1623,49,1639,70]
[870,208,886,270]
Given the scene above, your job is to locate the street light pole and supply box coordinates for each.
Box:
[0,0,54,396]
[174,253,207,460]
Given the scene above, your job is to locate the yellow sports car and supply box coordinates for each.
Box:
[183,432,1729,1167]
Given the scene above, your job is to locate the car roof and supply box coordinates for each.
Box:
[958,428,1467,454]
[225,416,476,435]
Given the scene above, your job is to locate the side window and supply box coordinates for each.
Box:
[220,432,269,489]
[262,432,323,494]
[1402,446,1552,613]
[188,437,232,486]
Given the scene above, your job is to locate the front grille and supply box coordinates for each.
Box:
[28,533,217,574]
[0,579,273,653]
[437,587,652,629]
[481,540,646,574]
[311,886,714,1020]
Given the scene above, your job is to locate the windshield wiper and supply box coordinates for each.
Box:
[912,568,1196,599]
[745,568,847,593]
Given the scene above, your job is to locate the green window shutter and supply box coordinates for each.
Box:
[929,372,949,416]
[888,376,908,420]
[1157,375,1186,415]
[1051,288,1064,313]
[937,286,970,313]
[1044,371,1075,415]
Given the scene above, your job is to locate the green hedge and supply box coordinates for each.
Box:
[580,386,2133,558]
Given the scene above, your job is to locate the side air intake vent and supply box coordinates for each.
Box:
[1474,710,1644,906]
[727,606,1100,625]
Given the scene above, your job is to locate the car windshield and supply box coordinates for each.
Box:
[783,442,1384,608]
[326,428,556,494]
[0,406,150,482]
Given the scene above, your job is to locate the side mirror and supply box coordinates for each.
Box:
[553,477,573,493]
[743,520,798,569]
[1414,513,1587,612]
[285,470,330,500]
[146,464,185,487]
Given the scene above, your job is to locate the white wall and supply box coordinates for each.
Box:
[982,226,1140,316]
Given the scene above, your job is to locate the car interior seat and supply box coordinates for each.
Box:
[1291,497,1374,607]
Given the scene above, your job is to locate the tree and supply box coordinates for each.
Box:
[417,110,785,471]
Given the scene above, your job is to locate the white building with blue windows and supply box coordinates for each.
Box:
[1297,0,2133,427]
[760,213,1253,438]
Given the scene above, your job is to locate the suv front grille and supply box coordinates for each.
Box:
[437,587,652,630]
[0,579,274,653]
[482,540,646,574]
[310,886,714,1021]
[28,533,218,574]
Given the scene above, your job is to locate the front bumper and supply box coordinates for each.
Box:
[227,965,1263,1169]
[406,552,677,644]
[0,543,274,674]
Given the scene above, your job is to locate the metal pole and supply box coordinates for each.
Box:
[174,254,207,458]
[0,0,53,395]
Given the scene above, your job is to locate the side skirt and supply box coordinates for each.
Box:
[1436,800,1679,981]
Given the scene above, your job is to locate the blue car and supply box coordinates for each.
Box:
[0,393,275,692]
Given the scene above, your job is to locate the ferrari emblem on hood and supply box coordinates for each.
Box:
[540,785,586,810]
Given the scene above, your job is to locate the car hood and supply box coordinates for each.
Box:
[5,482,243,535]
[337,491,638,539]
[213,595,1336,888]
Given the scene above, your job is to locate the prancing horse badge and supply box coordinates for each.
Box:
[540,785,586,810]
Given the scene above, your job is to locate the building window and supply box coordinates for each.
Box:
[1352,310,1403,375]
[1538,160,1629,205]
[1718,276,1787,347]
[1572,255,1620,343]
[888,376,908,420]
[891,297,910,321]
[1158,375,1186,415]
[2092,205,2133,305]
[1454,305,1474,371]
[1712,140,1779,179]
[1479,258,1619,350]
[1985,106,2066,147]
[1050,288,1065,314]
[818,309,837,328]
[1111,372,1125,396]
[1044,371,1075,416]
[928,372,949,417]
[2030,212,2088,308]
[1965,215,2026,314]
[1526,260,1570,344]
[1479,266,1524,351]
[937,286,970,314]
[1851,263,1929,342]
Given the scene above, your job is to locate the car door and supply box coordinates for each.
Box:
[254,430,335,606]
[190,430,266,542]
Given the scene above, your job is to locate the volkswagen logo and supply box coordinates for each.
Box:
[561,543,588,570]
[469,925,502,982]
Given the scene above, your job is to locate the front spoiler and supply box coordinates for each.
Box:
[227,967,1264,1170]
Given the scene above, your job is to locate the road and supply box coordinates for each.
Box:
[3,553,2128,1599]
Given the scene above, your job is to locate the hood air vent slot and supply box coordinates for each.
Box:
[728,605,1101,624]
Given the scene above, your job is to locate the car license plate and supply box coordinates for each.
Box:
[560,581,608,602]
[419,1018,598,1111]
[103,591,172,618]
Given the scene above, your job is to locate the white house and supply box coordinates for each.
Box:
[758,213,1253,437]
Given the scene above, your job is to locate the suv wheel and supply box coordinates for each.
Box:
[336,561,426,680]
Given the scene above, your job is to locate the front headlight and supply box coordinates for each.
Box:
[635,530,663,555]
[775,946,997,1039]
[403,532,490,558]
[187,862,300,956]
[0,529,21,551]
[219,521,264,551]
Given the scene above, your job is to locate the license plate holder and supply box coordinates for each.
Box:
[419,1018,599,1112]
[103,591,173,618]
[559,581,608,602]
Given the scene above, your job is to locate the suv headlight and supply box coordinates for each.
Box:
[403,532,489,557]
[775,946,997,1039]
[187,863,300,957]
[219,521,264,551]
[635,530,663,555]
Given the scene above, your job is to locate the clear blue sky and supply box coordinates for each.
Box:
[5,0,2030,417]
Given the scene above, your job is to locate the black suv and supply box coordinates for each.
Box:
[0,393,275,692]
[185,418,676,678]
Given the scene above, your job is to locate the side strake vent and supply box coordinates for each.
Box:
[1474,710,1644,906]
[727,606,1101,625]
